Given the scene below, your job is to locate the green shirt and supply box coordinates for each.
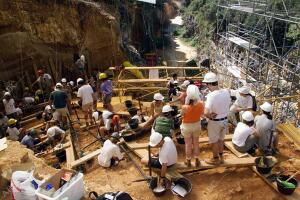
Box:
[153,116,174,137]
[50,90,68,109]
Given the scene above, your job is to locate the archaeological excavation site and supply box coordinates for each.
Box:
[0,0,300,199]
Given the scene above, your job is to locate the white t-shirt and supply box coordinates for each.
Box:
[231,90,253,109]
[205,89,231,118]
[24,97,35,104]
[3,99,16,115]
[7,127,20,141]
[77,84,94,105]
[92,111,99,121]
[159,137,177,166]
[102,110,113,130]
[98,139,123,168]
[47,126,65,138]
[232,122,256,147]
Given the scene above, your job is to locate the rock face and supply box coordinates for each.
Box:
[0,0,124,81]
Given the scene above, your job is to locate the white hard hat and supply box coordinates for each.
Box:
[61,78,67,83]
[242,111,254,121]
[183,80,190,86]
[153,93,164,101]
[69,81,74,86]
[149,132,163,147]
[238,86,250,95]
[173,80,178,84]
[77,78,84,84]
[162,105,173,113]
[55,83,63,88]
[203,72,218,83]
[4,92,10,96]
[80,55,85,61]
[260,102,272,113]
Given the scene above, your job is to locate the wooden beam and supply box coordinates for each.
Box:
[109,66,201,70]
[117,77,203,84]
[65,132,76,169]
[70,149,101,169]
[277,123,300,150]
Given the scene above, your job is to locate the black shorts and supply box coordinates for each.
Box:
[148,157,162,169]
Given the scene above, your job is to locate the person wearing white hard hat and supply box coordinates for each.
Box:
[49,82,69,125]
[228,86,255,126]
[232,111,259,153]
[203,72,231,165]
[75,54,86,77]
[181,94,205,167]
[153,105,175,138]
[167,73,179,88]
[185,84,203,105]
[141,132,177,186]
[2,92,18,119]
[150,93,165,118]
[61,78,73,112]
[254,102,278,154]
[77,78,94,126]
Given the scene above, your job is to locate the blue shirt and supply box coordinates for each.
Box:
[21,135,34,149]
[101,80,113,96]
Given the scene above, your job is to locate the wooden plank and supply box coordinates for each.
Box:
[109,66,201,70]
[113,87,168,92]
[0,138,8,152]
[117,77,202,84]
[224,141,300,200]
[277,123,300,150]
[65,132,76,168]
[70,149,102,168]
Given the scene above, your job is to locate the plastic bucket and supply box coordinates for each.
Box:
[255,157,273,174]
[171,177,192,197]
[276,175,298,195]
[128,107,138,116]
[149,178,167,197]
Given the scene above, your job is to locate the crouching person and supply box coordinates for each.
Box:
[21,129,41,151]
[141,132,177,186]
[46,120,66,147]
[232,111,258,154]
[98,132,124,168]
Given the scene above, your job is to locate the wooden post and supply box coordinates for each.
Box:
[48,58,57,83]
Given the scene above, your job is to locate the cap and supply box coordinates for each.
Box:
[203,72,218,83]
[61,78,67,83]
[260,102,272,113]
[238,86,250,95]
[149,132,163,147]
[162,105,173,113]
[242,111,254,121]
[8,118,17,125]
[77,78,84,85]
[55,83,63,88]
[153,93,164,101]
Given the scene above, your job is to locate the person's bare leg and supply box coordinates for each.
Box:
[211,142,219,158]
[84,111,89,126]
[88,110,93,124]
[218,139,224,163]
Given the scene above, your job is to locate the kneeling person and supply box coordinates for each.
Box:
[98,133,124,168]
[232,111,258,153]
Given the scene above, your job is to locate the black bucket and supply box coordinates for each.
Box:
[125,100,133,108]
[276,175,298,195]
[171,177,192,197]
[171,105,178,116]
[128,107,138,116]
[255,157,273,174]
[128,118,139,129]
[149,177,167,197]
[176,134,185,144]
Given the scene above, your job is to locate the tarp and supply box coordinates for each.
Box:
[137,0,156,4]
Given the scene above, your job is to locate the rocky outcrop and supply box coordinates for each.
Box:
[0,0,124,81]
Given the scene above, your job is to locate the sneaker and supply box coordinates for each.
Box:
[184,159,191,167]
[205,157,220,165]
[195,158,201,167]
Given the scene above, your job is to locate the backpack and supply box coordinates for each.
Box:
[89,191,133,200]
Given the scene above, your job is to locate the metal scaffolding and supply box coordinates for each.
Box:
[214,0,300,125]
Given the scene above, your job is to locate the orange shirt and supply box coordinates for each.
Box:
[182,101,204,123]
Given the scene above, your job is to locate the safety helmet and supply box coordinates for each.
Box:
[8,118,17,126]
[149,132,163,147]
[61,78,67,83]
[242,111,254,121]
[153,93,164,101]
[238,86,250,95]
[55,83,63,88]
[123,61,132,68]
[260,102,272,113]
[162,105,173,113]
[203,72,218,83]
[4,92,10,96]
[99,73,107,80]
[77,78,84,85]
[69,81,74,86]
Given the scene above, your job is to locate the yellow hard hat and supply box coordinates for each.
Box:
[35,96,40,102]
[123,61,132,68]
[99,73,107,80]
[8,118,17,126]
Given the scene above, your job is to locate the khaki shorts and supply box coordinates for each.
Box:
[180,122,201,137]
[55,107,69,117]
[82,102,93,112]
[207,120,228,143]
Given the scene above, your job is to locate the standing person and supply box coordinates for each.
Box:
[49,83,69,125]
[89,75,99,110]
[167,73,178,88]
[75,55,86,77]
[181,96,205,167]
[203,72,231,165]
[99,73,113,112]
[228,86,254,126]
[98,132,124,168]
[171,84,187,106]
[2,92,17,119]
[153,105,174,138]
[232,111,258,153]
[77,78,94,126]
[61,78,72,112]
[33,69,53,98]
[255,102,279,154]
[141,132,177,187]
[185,84,203,105]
